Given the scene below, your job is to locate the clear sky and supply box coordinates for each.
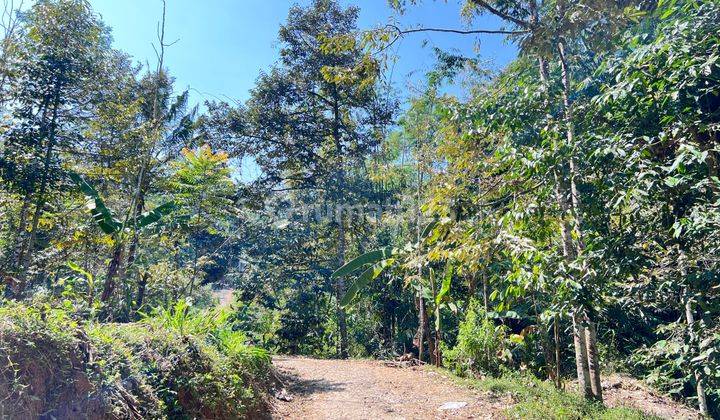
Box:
[85,0,518,180]
[88,0,518,107]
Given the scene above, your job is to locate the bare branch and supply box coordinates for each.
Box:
[467,0,531,29]
[395,25,528,36]
[375,24,528,55]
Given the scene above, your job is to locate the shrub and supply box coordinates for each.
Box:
[0,300,273,419]
[443,300,511,377]
[631,323,720,416]
[460,372,655,419]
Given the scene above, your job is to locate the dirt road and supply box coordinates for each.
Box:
[271,357,700,420]
[271,357,506,419]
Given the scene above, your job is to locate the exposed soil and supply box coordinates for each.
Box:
[271,357,700,420]
[601,374,701,419]
[272,356,507,419]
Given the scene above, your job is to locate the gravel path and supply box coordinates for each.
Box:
[271,356,506,419]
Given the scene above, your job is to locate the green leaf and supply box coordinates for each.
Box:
[67,262,92,281]
[420,219,438,239]
[69,172,122,234]
[435,262,453,305]
[664,176,682,187]
[331,247,395,278]
[134,201,176,228]
[340,259,394,306]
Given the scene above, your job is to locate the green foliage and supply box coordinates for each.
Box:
[456,373,656,419]
[69,172,124,234]
[70,171,176,235]
[341,258,396,306]
[0,300,273,419]
[332,247,396,279]
[631,324,720,404]
[1,0,719,416]
[443,300,512,376]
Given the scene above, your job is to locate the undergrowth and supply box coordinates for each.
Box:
[441,370,660,420]
[0,299,274,419]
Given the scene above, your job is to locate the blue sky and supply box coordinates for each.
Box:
[89,0,518,106]
[86,1,518,180]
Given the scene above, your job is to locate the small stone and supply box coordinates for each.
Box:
[274,388,293,402]
[438,401,467,410]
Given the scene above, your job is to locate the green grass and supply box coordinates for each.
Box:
[435,369,659,420]
[0,300,274,419]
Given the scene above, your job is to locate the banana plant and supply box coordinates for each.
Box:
[332,246,399,306]
[332,219,439,306]
[69,172,175,234]
[333,219,458,365]
[69,172,176,302]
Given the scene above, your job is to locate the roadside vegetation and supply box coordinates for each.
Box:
[0,299,272,418]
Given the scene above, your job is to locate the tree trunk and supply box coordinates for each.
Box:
[414,141,427,362]
[557,39,603,403]
[125,193,145,277]
[684,289,709,416]
[101,241,123,302]
[417,295,426,362]
[430,270,442,367]
[7,192,31,270]
[585,320,603,401]
[332,91,349,359]
[336,217,349,359]
[17,77,63,292]
[555,315,562,389]
[482,273,489,312]
[135,271,149,313]
[572,311,593,399]
[421,296,436,365]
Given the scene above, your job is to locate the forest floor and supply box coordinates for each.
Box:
[271,356,700,419]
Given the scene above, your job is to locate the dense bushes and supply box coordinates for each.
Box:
[443,301,511,376]
[0,300,273,419]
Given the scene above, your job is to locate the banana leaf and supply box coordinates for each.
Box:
[331,246,395,278]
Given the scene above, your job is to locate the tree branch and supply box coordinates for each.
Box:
[377,24,528,56]
[396,26,528,36]
[467,0,531,29]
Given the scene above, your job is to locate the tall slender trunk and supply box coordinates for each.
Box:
[482,273,488,312]
[558,38,603,402]
[332,90,348,359]
[125,192,145,277]
[584,320,603,400]
[540,60,599,398]
[416,295,425,362]
[554,315,562,389]
[685,296,709,416]
[430,269,441,367]
[572,311,592,398]
[681,255,709,419]
[5,192,30,272]
[336,205,348,358]
[17,77,63,292]
[423,300,436,366]
[415,147,426,362]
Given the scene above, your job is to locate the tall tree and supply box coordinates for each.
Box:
[0,0,112,294]
[236,0,395,358]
